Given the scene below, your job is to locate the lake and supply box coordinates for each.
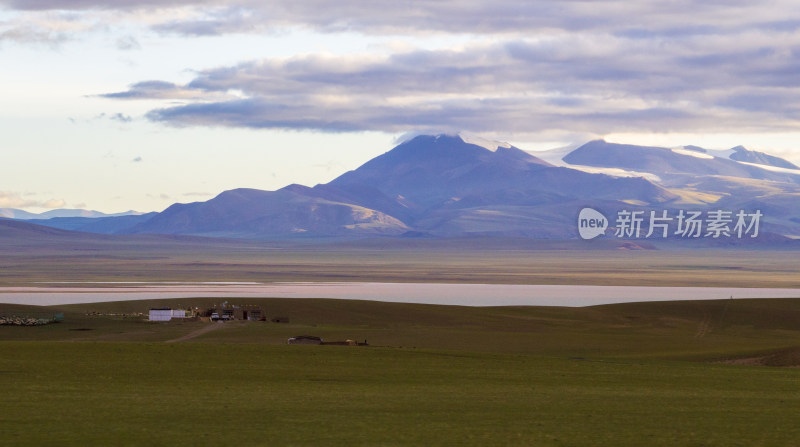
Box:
[1,282,799,307]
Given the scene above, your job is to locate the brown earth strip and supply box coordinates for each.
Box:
[165,322,228,343]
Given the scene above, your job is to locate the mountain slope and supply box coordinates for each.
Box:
[24,213,158,234]
[728,146,799,170]
[127,188,408,238]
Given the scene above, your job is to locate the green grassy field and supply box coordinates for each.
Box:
[3,297,800,445]
[3,342,800,446]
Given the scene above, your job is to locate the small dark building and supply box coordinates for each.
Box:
[206,303,265,321]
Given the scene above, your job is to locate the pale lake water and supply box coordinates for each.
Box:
[1,282,799,307]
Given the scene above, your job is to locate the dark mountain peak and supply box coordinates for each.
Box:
[582,139,608,146]
[386,134,487,162]
[213,187,269,199]
[388,134,549,164]
[574,139,663,153]
[337,133,550,181]
[279,184,313,194]
[566,141,665,169]
[728,146,799,170]
[330,134,553,197]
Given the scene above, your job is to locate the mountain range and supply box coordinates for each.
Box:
[8,134,800,243]
[0,208,142,220]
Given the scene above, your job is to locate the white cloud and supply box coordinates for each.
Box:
[0,191,66,209]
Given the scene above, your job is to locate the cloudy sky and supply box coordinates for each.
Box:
[3,1,800,213]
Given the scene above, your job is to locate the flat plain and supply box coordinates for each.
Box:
[1,234,800,288]
[2,238,800,445]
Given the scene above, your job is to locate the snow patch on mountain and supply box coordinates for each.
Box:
[457,132,512,152]
[563,165,662,182]
[734,161,800,176]
[671,148,715,159]
[530,145,662,182]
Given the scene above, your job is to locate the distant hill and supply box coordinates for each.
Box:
[24,213,158,234]
[0,219,258,254]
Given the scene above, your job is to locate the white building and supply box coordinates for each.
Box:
[148,308,187,321]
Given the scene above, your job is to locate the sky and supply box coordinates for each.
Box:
[3,1,800,213]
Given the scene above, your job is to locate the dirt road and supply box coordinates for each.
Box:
[165,322,228,343]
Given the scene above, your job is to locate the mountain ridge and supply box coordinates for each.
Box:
[10,134,800,242]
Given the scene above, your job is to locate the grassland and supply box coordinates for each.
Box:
[4,342,800,446]
[3,297,800,445]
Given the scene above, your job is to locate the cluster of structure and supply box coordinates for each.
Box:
[148,302,288,323]
[146,303,368,347]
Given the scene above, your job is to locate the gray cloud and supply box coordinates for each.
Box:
[101,81,182,99]
[115,35,140,50]
[101,80,225,101]
[101,32,800,136]
[90,112,134,123]
[0,0,209,10]
[146,193,171,200]
[0,24,69,45]
[15,0,792,138]
[110,112,133,123]
[151,6,256,36]
[3,1,799,38]
[132,156,142,162]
